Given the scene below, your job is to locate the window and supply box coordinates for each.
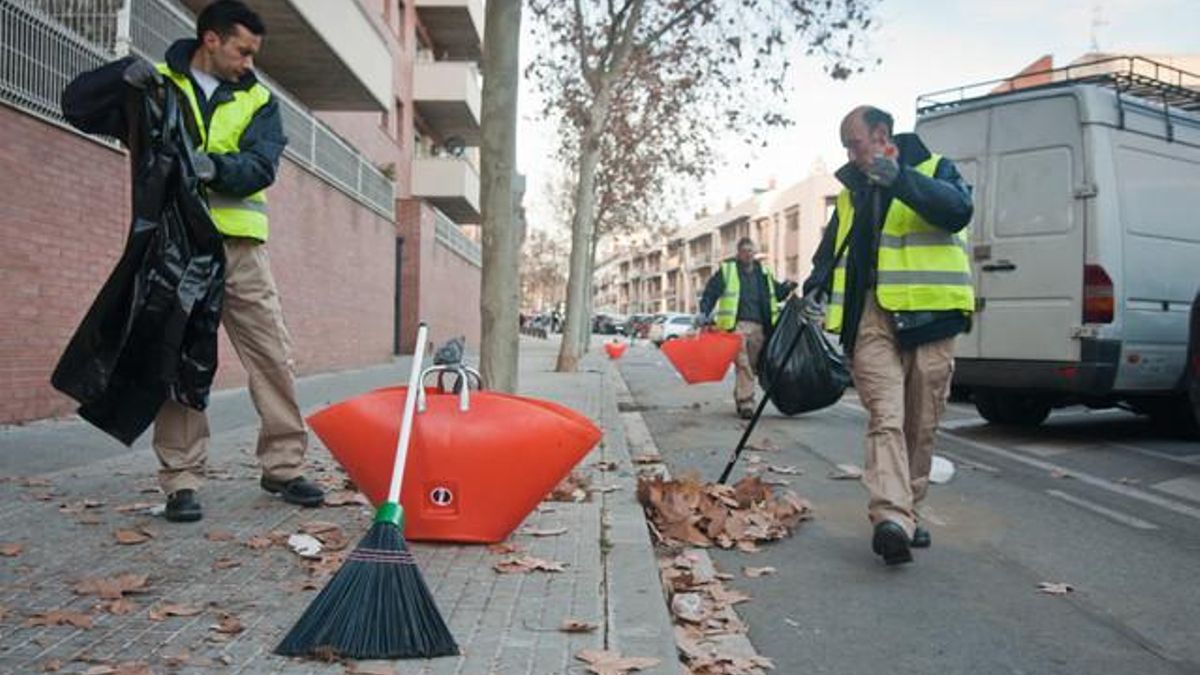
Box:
[671,317,692,325]
[786,255,799,277]
[786,207,800,232]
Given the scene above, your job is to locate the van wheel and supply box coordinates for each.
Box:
[973,390,1052,427]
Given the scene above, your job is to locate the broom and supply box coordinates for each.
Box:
[276,322,458,659]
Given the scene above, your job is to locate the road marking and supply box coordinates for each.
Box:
[834,400,1200,523]
[1101,442,1200,468]
[1045,489,1159,530]
[1151,475,1200,504]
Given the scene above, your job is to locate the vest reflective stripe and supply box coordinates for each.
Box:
[715,261,779,331]
[825,154,974,333]
[157,63,272,241]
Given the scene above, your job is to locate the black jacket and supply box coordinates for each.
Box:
[802,133,973,354]
[61,39,286,199]
[700,261,796,327]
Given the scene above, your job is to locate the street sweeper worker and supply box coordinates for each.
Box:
[62,0,324,521]
[700,237,797,419]
[800,105,974,565]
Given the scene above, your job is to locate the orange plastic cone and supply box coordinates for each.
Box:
[308,387,601,543]
[660,331,742,384]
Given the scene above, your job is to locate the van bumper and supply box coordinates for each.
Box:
[954,339,1120,395]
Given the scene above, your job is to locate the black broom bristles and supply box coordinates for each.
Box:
[275,519,458,660]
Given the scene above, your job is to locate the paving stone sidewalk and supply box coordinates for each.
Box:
[0,337,675,674]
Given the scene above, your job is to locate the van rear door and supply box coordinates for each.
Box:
[978,95,1087,362]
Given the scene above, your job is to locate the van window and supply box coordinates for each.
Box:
[1117,146,1200,243]
[671,317,692,325]
[994,147,1074,237]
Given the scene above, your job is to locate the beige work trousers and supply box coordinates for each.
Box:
[153,239,307,494]
[852,293,956,537]
[733,320,766,410]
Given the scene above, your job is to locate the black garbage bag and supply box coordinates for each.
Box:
[758,297,851,415]
[52,80,224,445]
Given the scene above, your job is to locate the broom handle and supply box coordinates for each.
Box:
[387,322,428,504]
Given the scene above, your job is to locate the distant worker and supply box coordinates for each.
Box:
[700,237,796,418]
[801,105,974,565]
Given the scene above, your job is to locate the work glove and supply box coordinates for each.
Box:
[799,290,825,324]
[122,57,162,90]
[192,153,217,183]
[865,153,900,187]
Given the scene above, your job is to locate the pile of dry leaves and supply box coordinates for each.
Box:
[637,474,812,552]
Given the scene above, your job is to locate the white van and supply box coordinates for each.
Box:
[914,57,1200,426]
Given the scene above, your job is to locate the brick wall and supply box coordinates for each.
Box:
[0,105,395,424]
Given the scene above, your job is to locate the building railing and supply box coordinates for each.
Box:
[0,0,394,219]
[433,208,482,268]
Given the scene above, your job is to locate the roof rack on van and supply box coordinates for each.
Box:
[916,56,1200,116]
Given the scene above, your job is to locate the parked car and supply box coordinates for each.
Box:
[627,314,655,339]
[915,63,1200,427]
[648,313,698,345]
[592,313,627,335]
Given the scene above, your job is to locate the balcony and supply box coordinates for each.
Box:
[179,0,391,111]
[412,157,481,224]
[414,61,482,145]
[414,0,483,61]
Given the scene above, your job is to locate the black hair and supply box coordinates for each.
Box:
[736,237,754,250]
[196,0,266,40]
[862,106,893,137]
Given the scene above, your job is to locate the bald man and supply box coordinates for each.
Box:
[801,106,975,565]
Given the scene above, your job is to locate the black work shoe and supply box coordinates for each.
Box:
[737,406,755,419]
[911,526,931,549]
[872,521,913,566]
[261,475,325,507]
[164,489,203,523]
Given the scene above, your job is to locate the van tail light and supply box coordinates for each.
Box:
[1083,264,1114,324]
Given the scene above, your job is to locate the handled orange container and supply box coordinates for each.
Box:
[604,341,628,359]
[308,386,601,543]
[660,330,742,384]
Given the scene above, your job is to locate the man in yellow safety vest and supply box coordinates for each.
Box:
[64,1,324,521]
[700,237,796,419]
[801,105,974,565]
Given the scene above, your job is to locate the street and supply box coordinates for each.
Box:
[616,340,1200,675]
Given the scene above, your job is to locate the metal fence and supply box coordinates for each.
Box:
[0,0,395,219]
[433,208,481,268]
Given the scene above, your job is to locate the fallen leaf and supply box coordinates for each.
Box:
[0,543,23,557]
[743,566,776,578]
[592,460,619,472]
[631,453,662,464]
[149,603,203,621]
[100,599,137,615]
[520,526,569,537]
[26,610,94,629]
[768,465,802,475]
[560,619,598,633]
[828,464,863,480]
[547,472,591,502]
[205,530,236,542]
[493,555,567,574]
[211,612,245,635]
[73,573,150,599]
[17,477,53,487]
[1049,468,1073,480]
[487,542,522,555]
[113,529,151,545]
[591,484,621,494]
[244,535,274,550]
[575,648,661,675]
[59,499,106,514]
[288,533,323,559]
[1038,582,1074,596]
[83,667,116,675]
[324,490,369,507]
[212,558,242,570]
[41,659,63,672]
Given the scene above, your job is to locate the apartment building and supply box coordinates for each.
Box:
[0,0,485,423]
[595,170,839,317]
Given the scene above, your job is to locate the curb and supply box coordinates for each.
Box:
[608,359,770,673]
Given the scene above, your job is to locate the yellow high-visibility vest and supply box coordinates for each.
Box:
[158,64,272,241]
[715,260,780,331]
[826,154,974,332]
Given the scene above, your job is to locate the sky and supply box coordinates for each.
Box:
[515,0,1200,235]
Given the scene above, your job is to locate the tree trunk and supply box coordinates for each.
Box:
[555,90,612,372]
[478,0,522,393]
